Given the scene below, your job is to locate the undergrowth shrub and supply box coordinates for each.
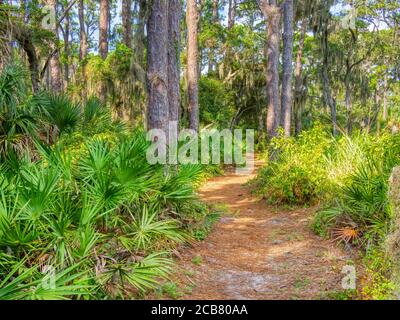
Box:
[313,133,400,246]
[361,248,395,300]
[0,64,220,299]
[0,131,217,299]
[252,124,332,205]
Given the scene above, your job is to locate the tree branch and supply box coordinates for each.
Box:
[57,0,78,26]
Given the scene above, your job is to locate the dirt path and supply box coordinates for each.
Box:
[174,159,356,300]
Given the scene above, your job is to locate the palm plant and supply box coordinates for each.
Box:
[42,94,81,136]
[0,67,210,299]
[0,64,38,158]
[119,205,186,252]
[0,261,93,300]
[314,132,400,246]
[97,252,174,297]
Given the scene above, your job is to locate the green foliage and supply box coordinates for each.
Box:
[199,76,235,128]
[0,129,210,299]
[159,282,183,300]
[44,94,81,134]
[321,290,358,300]
[0,66,214,299]
[192,255,203,266]
[0,63,37,158]
[104,44,134,80]
[252,124,332,205]
[313,133,400,245]
[254,123,400,249]
[361,248,395,300]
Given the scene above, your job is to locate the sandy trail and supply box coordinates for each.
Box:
[176,159,354,300]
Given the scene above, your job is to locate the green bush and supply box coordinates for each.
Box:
[199,76,235,128]
[252,124,332,205]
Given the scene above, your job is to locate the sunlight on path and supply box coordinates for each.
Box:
[177,159,353,300]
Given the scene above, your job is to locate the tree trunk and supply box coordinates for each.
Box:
[370,83,382,134]
[186,0,200,132]
[228,0,236,30]
[281,0,294,137]
[14,28,40,93]
[345,75,353,134]
[99,0,109,103]
[79,0,88,60]
[322,63,338,136]
[122,0,132,48]
[45,0,62,93]
[147,0,169,134]
[208,0,219,73]
[63,9,70,88]
[320,27,338,136]
[383,69,388,121]
[259,0,281,138]
[135,0,147,67]
[294,17,307,136]
[386,167,400,294]
[168,0,181,125]
[78,0,88,101]
[99,0,109,60]
[223,0,236,78]
[168,0,181,167]
[212,0,219,22]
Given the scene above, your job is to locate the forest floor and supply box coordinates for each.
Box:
[161,159,361,300]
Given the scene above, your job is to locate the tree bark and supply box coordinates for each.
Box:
[383,69,388,121]
[345,73,353,134]
[168,0,181,125]
[99,0,109,60]
[322,62,338,136]
[78,0,88,101]
[147,0,169,134]
[13,27,40,93]
[281,0,294,137]
[212,0,219,23]
[228,0,236,30]
[294,17,307,136]
[45,0,62,93]
[258,0,281,138]
[135,0,147,67]
[208,0,219,73]
[223,0,236,78]
[62,8,70,88]
[186,0,200,132]
[78,0,88,60]
[99,0,109,103]
[320,26,338,136]
[122,0,132,48]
